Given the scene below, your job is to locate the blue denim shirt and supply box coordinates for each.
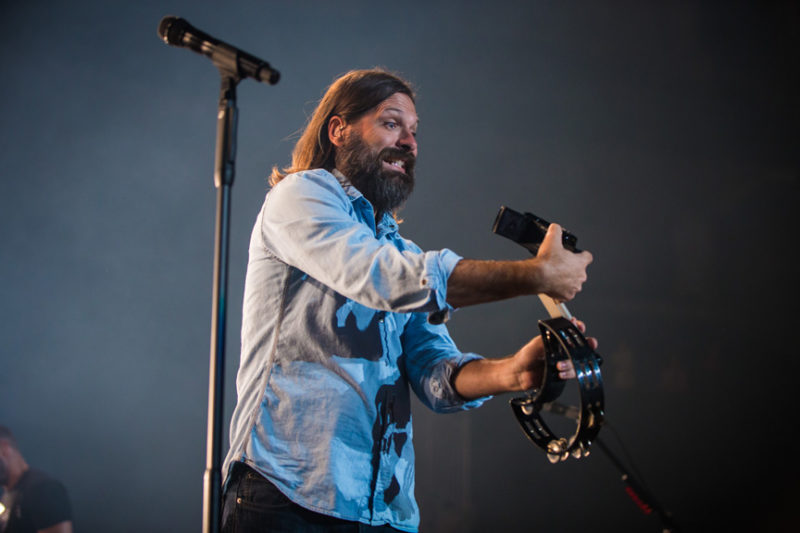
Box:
[223,169,487,532]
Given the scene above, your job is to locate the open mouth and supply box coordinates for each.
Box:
[382,158,407,173]
[377,146,415,178]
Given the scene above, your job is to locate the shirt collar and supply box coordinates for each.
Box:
[331,169,362,201]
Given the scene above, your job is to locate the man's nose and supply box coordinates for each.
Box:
[397,128,417,154]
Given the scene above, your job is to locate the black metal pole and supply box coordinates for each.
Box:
[203,74,239,533]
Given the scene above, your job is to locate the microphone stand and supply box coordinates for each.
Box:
[157,16,279,531]
[593,437,681,532]
[203,70,239,533]
[542,404,680,532]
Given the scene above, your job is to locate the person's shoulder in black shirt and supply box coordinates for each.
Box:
[1,426,73,533]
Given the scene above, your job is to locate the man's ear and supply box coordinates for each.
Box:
[328,115,346,147]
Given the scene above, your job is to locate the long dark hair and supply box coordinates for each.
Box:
[270,69,415,185]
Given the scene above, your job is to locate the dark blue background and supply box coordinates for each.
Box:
[1,1,797,531]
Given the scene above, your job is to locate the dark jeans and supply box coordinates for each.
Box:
[221,462,402,533]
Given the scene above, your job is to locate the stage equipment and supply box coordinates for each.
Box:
[158,16,279,85]
[546,404,681,532]
[492,206,604,463]
[158,16,280,533]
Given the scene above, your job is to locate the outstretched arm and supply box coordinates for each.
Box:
[452,319,598,400]
[446,224,593,309]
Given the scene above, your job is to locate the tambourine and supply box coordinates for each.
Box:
[493,206,605,463]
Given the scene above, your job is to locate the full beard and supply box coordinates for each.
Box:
[334,133,415,218]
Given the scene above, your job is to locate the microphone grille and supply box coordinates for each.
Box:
[157,16,188,45]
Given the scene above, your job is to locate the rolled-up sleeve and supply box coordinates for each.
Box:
[401,311,491,413]
[261,170,458,315]
[420,247,461,323]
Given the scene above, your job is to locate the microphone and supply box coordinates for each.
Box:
[158,16,280,85]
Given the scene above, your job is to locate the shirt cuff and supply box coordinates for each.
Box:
[430,352,492,412]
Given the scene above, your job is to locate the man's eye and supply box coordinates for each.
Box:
[384,121,397,129]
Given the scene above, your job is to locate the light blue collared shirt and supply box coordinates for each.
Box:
[223,169,487,532]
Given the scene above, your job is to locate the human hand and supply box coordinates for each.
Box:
[512,318,598,391]
[533,224,593,302]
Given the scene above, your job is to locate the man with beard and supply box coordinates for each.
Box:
[0,426,72,533]
[221,69,594,532]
